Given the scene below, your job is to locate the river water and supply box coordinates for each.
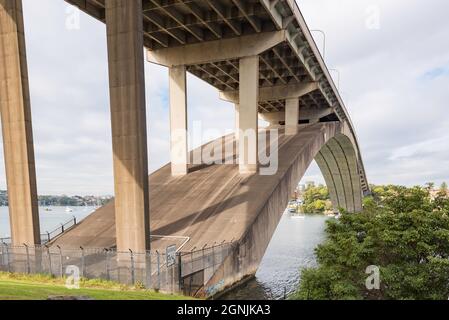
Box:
[0,207,329,300]
[221,213,330,300]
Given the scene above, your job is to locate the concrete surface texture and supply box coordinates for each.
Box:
[52,123,363,252]
[105,0,150,254]
[0,0,40,246]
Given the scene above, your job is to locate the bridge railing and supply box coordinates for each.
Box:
[0,216,78,246]
[0,241,235,297]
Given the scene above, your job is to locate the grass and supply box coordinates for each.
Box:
[0,272,192,300]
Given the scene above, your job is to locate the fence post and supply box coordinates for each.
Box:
[212,242,216,272]
[202,244,207,270]
[57,245,63,278]
[23,244,30,274]
[73,216,77,226]
[105,249,111,281]
[177,253,182,293]
[156,250,161,290]
[46,232,51,243]
[46,245,53,276]
[5,243,10,272]
[80,246,85,278]
[61,223,64,233]
[145,252,152,290]
[190,247,195,275]
[129,249,135,285]
[0,243,6,271]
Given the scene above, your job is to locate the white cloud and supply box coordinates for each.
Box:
[0,0,448,195]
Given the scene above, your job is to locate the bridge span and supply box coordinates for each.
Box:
[52,122,365,296]
[0,0,369,296]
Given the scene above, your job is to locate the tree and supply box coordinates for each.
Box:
[300,184,333,214]
[292,184,449,300]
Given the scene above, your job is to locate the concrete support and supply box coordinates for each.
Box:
[285,98,299,135]
[147,30,286,67]
[239,56,259,174]
[105,0,150,254]
[169,65,188,176]
[0,0,40,246]
[234,104,239,141]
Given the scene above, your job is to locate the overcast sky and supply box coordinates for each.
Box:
[0,0,448,196]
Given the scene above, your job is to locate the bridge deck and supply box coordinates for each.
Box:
[52,123,333,252]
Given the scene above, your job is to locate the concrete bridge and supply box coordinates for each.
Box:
[0,0,369,295]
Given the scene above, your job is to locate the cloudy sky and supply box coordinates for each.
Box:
[1,0,448,196]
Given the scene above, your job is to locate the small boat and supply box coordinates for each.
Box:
[65,207,73,213]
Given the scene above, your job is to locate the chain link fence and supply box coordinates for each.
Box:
[0,241,235,296]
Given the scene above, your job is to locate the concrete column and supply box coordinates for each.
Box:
[285,98,299,135]
[239,56,259,174]
[169,65,188,176]
[234,103,239,141]
[105,0,150,254]
[0,0,40,246]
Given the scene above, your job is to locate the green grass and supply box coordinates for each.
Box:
[0,272,192,300]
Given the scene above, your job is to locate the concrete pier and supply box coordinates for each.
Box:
[238,56,259,174]
[285,98,300,135]
[0,0,40,246]
[105,0,150,254]
[169,65,188,176]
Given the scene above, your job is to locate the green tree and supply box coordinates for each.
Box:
[300,184,333,214]
[292,184,449,300]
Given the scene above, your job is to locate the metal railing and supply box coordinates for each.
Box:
[0,241,235,296]
[0,216,77,245]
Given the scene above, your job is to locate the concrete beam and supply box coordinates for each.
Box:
[239,56,259,174]
[219,82,318,103]
[260,107,335,125]
[147,30,287,67]
[106,0,150,254]
[0,0,40,246]
[285,98,299,135]
[169,65,188,176]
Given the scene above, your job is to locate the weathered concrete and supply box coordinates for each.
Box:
[0,0,40,246]
[260,107,336,125]
[51,122,364,297]
[219,82,319,104]
[169,65,188,176]
[285,98,299,135]
[238,56,259,174]
[147,30,287,67]
[105,0,150,254]
[234,104,239,141]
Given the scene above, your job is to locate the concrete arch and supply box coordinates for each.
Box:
[315,134,363,213]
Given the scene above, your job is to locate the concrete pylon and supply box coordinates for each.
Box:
[0,0,40,246]
[239,56,259,174]
[285,98,299,135]
[105,0,150,254]
[234,104,240,141]
[169,65,188,176]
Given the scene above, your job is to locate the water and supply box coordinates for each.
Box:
[0,206,96,238]
[221,213,330,300]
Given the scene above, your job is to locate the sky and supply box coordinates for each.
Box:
[0,0,449,196]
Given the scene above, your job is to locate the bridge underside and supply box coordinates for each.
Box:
[52,122,365,296]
